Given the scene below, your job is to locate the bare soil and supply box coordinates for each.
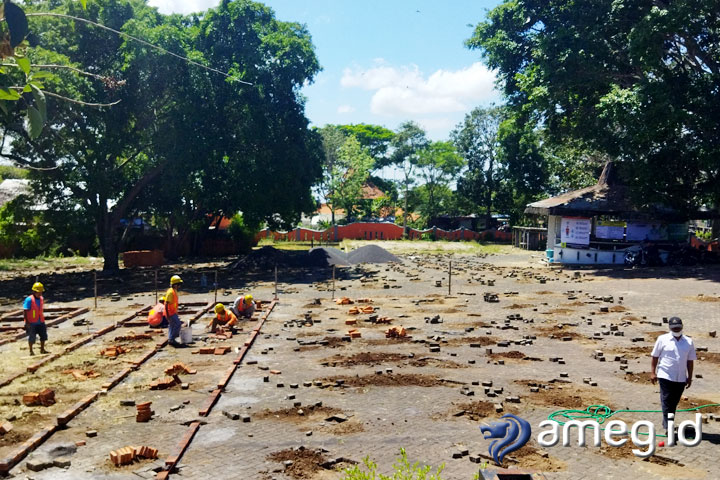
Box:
[267,447,330,479]
[256,405,343,423]
[317,373,459,388]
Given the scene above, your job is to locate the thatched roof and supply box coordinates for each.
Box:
[0,179,30,208]
[525,162,712,220]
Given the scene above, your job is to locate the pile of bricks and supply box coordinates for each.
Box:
[164,363,196,376]
[149,376,180,390]
[109,445,158,466]
[347,329,361,339]
[62,369,101,381]
[136,402,153,422]
[22,388,55,407]
[193,346,231,355]
[100,345,128,357]
[335,297,354,305]
[0,421,12,435]
[385,326,407,338]
[347,306,374,315]
[373,316,393,324]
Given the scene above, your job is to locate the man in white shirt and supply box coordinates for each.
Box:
[650,317,697,431]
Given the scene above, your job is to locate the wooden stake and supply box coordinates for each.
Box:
[274,265,279,300]
[154,270,158,304]
[94,271,98,309]
[448,261,452,296]
[214,271,218,304]
[332,265,336,300]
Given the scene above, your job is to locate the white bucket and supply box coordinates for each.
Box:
[179,326,193,344]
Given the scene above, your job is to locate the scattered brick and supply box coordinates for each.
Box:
[0,422,12,435]
[100,345,129,357]
[109,445,158,466]
[150,376,180,391]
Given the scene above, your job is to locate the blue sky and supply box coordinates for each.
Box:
[148,0,503,140]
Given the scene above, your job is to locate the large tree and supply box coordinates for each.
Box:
[451,106,504,227]
[468,0,720,215]
[2,0,322,269]
[390,121,428,235]
[415,141,464,222]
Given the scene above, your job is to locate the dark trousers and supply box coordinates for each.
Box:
[659,378,686,430]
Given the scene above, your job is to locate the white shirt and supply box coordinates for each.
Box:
[651,333,697,382]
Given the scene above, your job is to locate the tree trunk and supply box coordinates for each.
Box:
[98,208,120,271]
[403,183,409,238]
[485,156,494,230]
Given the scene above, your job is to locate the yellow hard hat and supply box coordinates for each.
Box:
[170,275,183,285]
[32,282,44,293]
[214,303,225,314]
[159,296,165,303]
[245,294,253,303]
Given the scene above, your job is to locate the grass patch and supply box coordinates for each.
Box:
[0,256,101,272]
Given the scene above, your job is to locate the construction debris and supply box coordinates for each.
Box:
[164,363,196,376]
[0,421,12,435]
[150,376,180,390]
[22,389,56,407]
[385,326,407,338]
[136,402,154,422]
[100,345,129,357]
[335,297,354,305]
[109,445,158,466]
[62,369,101,381]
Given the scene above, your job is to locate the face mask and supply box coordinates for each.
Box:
[672,330,683,338]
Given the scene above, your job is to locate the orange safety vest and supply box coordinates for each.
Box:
[148,303,165,326]
[26,295,45,324]
[164,288,179,317]
[215,310,237,325]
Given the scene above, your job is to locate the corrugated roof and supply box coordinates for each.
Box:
[525,162,712,220]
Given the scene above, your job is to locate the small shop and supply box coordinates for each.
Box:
[525,162,712,265]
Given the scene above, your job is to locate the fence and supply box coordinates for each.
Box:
[256,222,512,243]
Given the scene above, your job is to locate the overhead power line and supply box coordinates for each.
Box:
[26,12,254,86]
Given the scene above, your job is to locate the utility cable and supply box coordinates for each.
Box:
[26,12,253,86]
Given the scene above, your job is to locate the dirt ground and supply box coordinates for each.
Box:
[2,243,720,480]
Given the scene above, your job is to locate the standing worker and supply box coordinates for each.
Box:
[650,316,697,433]
[147,297,168,329]
[208,304,238,333]
[231,294,256,319]
[165,275,185,347]
[23,282,48,356]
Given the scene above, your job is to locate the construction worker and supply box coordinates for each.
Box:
[165,275,185,347]
[147,297,168,328]
[208,303,238,333]
[231,294,256,319]
[23,282,48,356]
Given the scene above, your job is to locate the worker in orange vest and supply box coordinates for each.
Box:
[147,296,168,328]
[165,275,184,347]
[208,303,238,333]
[23,282,48,356]
[231,294,256,319]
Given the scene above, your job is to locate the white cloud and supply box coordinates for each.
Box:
[337,104,355,114]
[341,60,498,117]
[148,0,219,15]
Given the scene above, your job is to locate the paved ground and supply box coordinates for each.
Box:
[3,247,720,479]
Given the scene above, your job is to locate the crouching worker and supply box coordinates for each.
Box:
[208,303,238,333]
[231,294,256,319]
[147,297,168,328]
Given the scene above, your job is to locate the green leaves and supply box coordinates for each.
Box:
[0,88,21,100]
[4,2,29,48]
[26,106,43,139]
[16,56,30,75]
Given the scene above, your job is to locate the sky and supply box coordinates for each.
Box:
[147,0,503,140]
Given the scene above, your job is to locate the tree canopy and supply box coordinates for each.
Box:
[468,0,720,213]
[1,0,322,269]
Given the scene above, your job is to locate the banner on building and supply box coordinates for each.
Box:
[560,217,591,246]
[626,222,668,242]
[595,220,626,240]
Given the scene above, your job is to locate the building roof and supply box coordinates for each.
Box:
[0,179,30,208]
[361,181,385,200]
[525,162,714,220]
